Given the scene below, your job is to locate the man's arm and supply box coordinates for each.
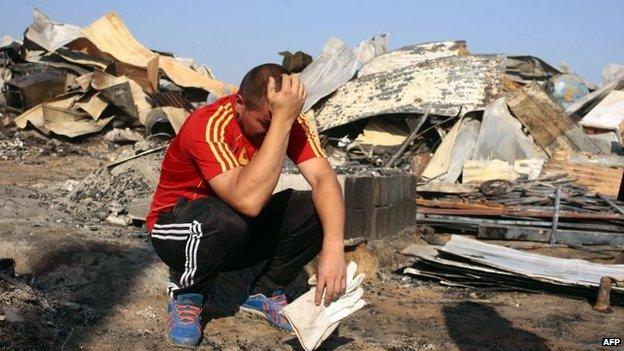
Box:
[298,157,347,306]
[209,75,306,217]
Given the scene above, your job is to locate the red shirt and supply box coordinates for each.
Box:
[146,95,325,231]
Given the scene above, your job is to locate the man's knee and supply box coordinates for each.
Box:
[211,215,249,243]
[189,197,250,249]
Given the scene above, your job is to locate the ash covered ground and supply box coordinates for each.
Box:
[0,127,622,351]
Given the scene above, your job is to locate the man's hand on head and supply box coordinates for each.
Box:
[314,241,346,306]
[266,74,306,127]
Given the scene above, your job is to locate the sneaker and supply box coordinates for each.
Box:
[167,293,203,348]
[239,290,292,331]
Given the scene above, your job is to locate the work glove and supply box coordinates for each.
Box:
[281,261,366,351]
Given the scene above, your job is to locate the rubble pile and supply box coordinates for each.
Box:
[1,9,235,139]
[294,37,624,235]
[290,33,624,298]
[60,143,162,224]
[0,133,26,160]
[0,10,622,246]
[0,9,624,349]
[298,38,624,177]
[68,167,153,217]
[0,128,86,161]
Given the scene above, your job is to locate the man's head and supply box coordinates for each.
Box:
[236,63,289,145]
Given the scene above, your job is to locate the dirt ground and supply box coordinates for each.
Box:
[0,128,622,351]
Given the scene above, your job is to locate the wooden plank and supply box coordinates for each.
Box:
[106,56,159,93]
[417,198,504,210]
[542,159,624,197]
[506,82,601,156]
[417,182,477,194]
[417,214,624,232]
[418,206,624,220]
[421,116,463,181]
[477,224,624,246]
[462,159,516,183]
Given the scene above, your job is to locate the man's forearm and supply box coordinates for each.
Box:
[208,74,306,217]
[311,174,345,248]
[233,119,292,213]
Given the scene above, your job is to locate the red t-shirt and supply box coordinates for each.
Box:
[146,95,325,231]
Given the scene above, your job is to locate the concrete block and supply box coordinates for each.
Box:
[277,172,417,241]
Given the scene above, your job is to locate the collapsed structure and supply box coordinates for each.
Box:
[1,10,234,139]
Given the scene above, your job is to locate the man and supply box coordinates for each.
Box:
[146,63,347,348]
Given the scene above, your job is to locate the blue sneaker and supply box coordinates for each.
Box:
[239,290,292,331]
[167,293,203,348]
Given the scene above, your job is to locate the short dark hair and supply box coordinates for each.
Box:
[238,63,289,110]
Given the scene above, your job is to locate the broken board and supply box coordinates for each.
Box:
[506,83,601,156]
[542,159,623,197]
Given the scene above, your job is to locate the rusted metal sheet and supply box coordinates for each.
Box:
[313,54,504,132]
[68,11,157,70]
[358,40,468,78]
[147,91,195,112]
[159,56,237,98]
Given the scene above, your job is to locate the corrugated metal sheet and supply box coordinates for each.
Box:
[314,54,505,132]
[147,91,195,112]
[357,40,468,78]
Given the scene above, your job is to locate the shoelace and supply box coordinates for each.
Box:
[269,294,288,309]
[175,304,201,325]
[262,300,290,327]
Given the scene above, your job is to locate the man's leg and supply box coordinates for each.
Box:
[150,197,249,347]
[151,197,250,299]
[227,189,323,295]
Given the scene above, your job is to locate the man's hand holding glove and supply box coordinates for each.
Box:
[280,261,366,351]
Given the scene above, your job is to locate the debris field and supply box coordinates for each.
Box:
[1,9,624,351]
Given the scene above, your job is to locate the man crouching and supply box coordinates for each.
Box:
[146,63,347,347]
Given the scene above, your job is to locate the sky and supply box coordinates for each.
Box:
[1,0,623,86]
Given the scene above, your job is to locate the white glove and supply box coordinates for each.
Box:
[281,261,367,351]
